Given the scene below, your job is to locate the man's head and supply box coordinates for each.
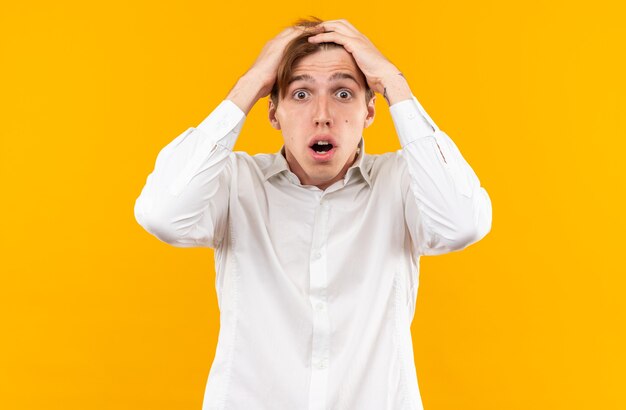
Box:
[269,17,376,190]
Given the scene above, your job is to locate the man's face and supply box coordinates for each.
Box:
[269,47,375,189]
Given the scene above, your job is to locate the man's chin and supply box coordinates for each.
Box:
[285,150,342,187]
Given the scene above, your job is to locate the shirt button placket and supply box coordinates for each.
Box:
[308,198,331,410]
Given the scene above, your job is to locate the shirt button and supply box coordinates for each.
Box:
[408,112,416,119]
[315,302,325,311]
[313,252,321,259]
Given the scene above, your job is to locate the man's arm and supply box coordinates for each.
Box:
[308,19,492,255]
[133,99,245,248]
[134,25,318,248]
[390,94,493,256]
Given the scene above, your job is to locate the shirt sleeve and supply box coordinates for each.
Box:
[133,99,246,248]
[390,95,493,256]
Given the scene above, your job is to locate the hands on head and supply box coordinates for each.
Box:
[226,17,409,115]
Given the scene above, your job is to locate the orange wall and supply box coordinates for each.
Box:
[1,1,625,409]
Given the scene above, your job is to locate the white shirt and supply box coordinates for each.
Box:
[134,95,492,410]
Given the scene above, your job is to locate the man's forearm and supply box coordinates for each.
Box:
[226,71,268,116]
[379,72,413,106]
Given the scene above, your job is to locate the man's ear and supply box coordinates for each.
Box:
[364,95,376,128]
[268,98,281,130]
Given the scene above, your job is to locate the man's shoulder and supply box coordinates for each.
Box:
[364,150,404,170]
[230,150,276,167]
[364,150,397,162]
[226,150,282,181]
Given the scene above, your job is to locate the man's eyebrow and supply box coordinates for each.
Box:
[329,72,360,84]
[287,72,361,86]
[288,74,315,85]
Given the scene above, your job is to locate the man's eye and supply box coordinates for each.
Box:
[337,89,352,99]
[293,90,309,100]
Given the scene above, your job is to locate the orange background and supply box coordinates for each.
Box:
[1,1,625,409]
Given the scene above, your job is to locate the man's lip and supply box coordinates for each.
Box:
[309,145,336,162]
[308,135,338,148]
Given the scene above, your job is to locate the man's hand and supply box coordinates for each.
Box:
[307,19,413,106]
[226,25,322,115]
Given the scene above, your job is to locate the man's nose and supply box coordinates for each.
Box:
[313,96,333,127]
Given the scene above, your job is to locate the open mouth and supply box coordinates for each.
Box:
[309,139,338,163]
[310,141,334,154]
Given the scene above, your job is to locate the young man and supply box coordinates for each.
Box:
[134,17,492,410]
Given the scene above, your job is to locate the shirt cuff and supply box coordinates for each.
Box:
[195,99,246,151]
[389,95,439,148]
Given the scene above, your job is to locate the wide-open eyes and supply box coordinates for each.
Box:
[294,90,309,100]
[291,88,354,101]
[336,89,352,99]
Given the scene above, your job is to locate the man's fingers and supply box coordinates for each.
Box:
[293,24,324,33]
[308,32,344,44]
[307,31,359,53]
[323,18,356,28]
[313,20,358,37]
[308,31,356,44]
[337,19,357,30]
